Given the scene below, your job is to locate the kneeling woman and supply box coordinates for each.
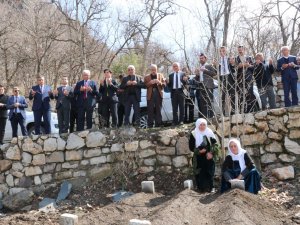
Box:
[221,138,261,194]
[189,118,219,192]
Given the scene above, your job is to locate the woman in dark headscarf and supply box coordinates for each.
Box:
[221,138,261,194]
[189,118,220,192]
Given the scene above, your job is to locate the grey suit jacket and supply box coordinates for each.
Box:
[55,86,73,110]
[202,64,217,89]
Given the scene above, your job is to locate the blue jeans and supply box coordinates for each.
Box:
[297,82,300,103]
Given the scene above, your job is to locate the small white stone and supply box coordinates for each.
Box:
[129,219,152,225]
[141,181,155,193]
[60,213,78,225]
[184,180,193,190]
[34,176,42,185]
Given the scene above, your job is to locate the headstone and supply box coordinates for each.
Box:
[229,179,245,190]
[39,198,57,213]
[57,181,72,202]
[141,181,155,194]
[60,213,78,225]
[129,219,151,225]
[184,180,193,190]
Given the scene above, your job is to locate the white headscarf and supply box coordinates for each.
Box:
[227,138,247,171]
[194,118,216,147]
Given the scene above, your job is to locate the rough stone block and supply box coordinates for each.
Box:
[86,132,106,147]
[90,156,107,165]
[83,149,102,158]
[156,146,175,155]
[46,152,64,163]
[284,137,300,155]
[157,155,171,165]
[22,152,32,165]
[44,138,57,152]
[65,150,83,161]
[140,140,153,149]
[175,137,190,155]
[60,213,78,225]
[141,181,155,193]
[125,141,139,152]
[111,143,124,152]
[172,156,188,168]
[32,154,46,166]
[0,160,12,172]
[41,174,52,183]
[66,134,85,150]
[6,146,21,160]
[24,166,42,176]
[278,154,296,163]
[272,166,295,180]
[62,162,79,169]
[139,150,156,158]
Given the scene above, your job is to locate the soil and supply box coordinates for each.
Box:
[0,171,299,225]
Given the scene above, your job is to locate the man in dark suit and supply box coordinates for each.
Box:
[197,54,217,118]
[0,85,8,145]
[7,87,28,137]
[53,76,73,133]
[74,69,98,131]
[235,46,255,113]
[167,62,188,125]
[99,69,119,128]
[69,84,77,133]
[117,75,125,127]
[120,65,144,126]
[144,64,166,127]
[277,46,299,107]
[29,76,54,134]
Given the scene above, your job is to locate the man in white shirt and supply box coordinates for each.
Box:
[166,62,188,125]
[218,46,235,115]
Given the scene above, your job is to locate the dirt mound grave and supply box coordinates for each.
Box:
[77,189,292,225]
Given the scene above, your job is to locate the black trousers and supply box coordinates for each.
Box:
[198,85,213,118]
[57,107,70,134]
[147,89,162,127]
[0,117,7,144]
[220,75,235,115]
[171,89,185,125]
[10,113,27,137]
[117,103,125,127]
[100,101,118,127]
[33,108,51,134]
[77,101,94,131]
[236,79,256,113]
[124,95,140,126]
[69,108,77,133]
[184,96,195,123]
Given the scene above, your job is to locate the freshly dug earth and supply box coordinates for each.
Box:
[79,189,292,225]
[0,171,297,225]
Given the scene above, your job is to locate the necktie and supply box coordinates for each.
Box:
[222,57,226,75]
[15,96,18,113]
[84,81,87,99]
[40,86,43,94]
[175,73,178,89]
[106,79,109,96]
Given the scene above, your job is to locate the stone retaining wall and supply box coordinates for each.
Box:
[0,106,300,199]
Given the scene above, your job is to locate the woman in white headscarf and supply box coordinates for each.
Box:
[189,118,220,192]
[221,138,261,194]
